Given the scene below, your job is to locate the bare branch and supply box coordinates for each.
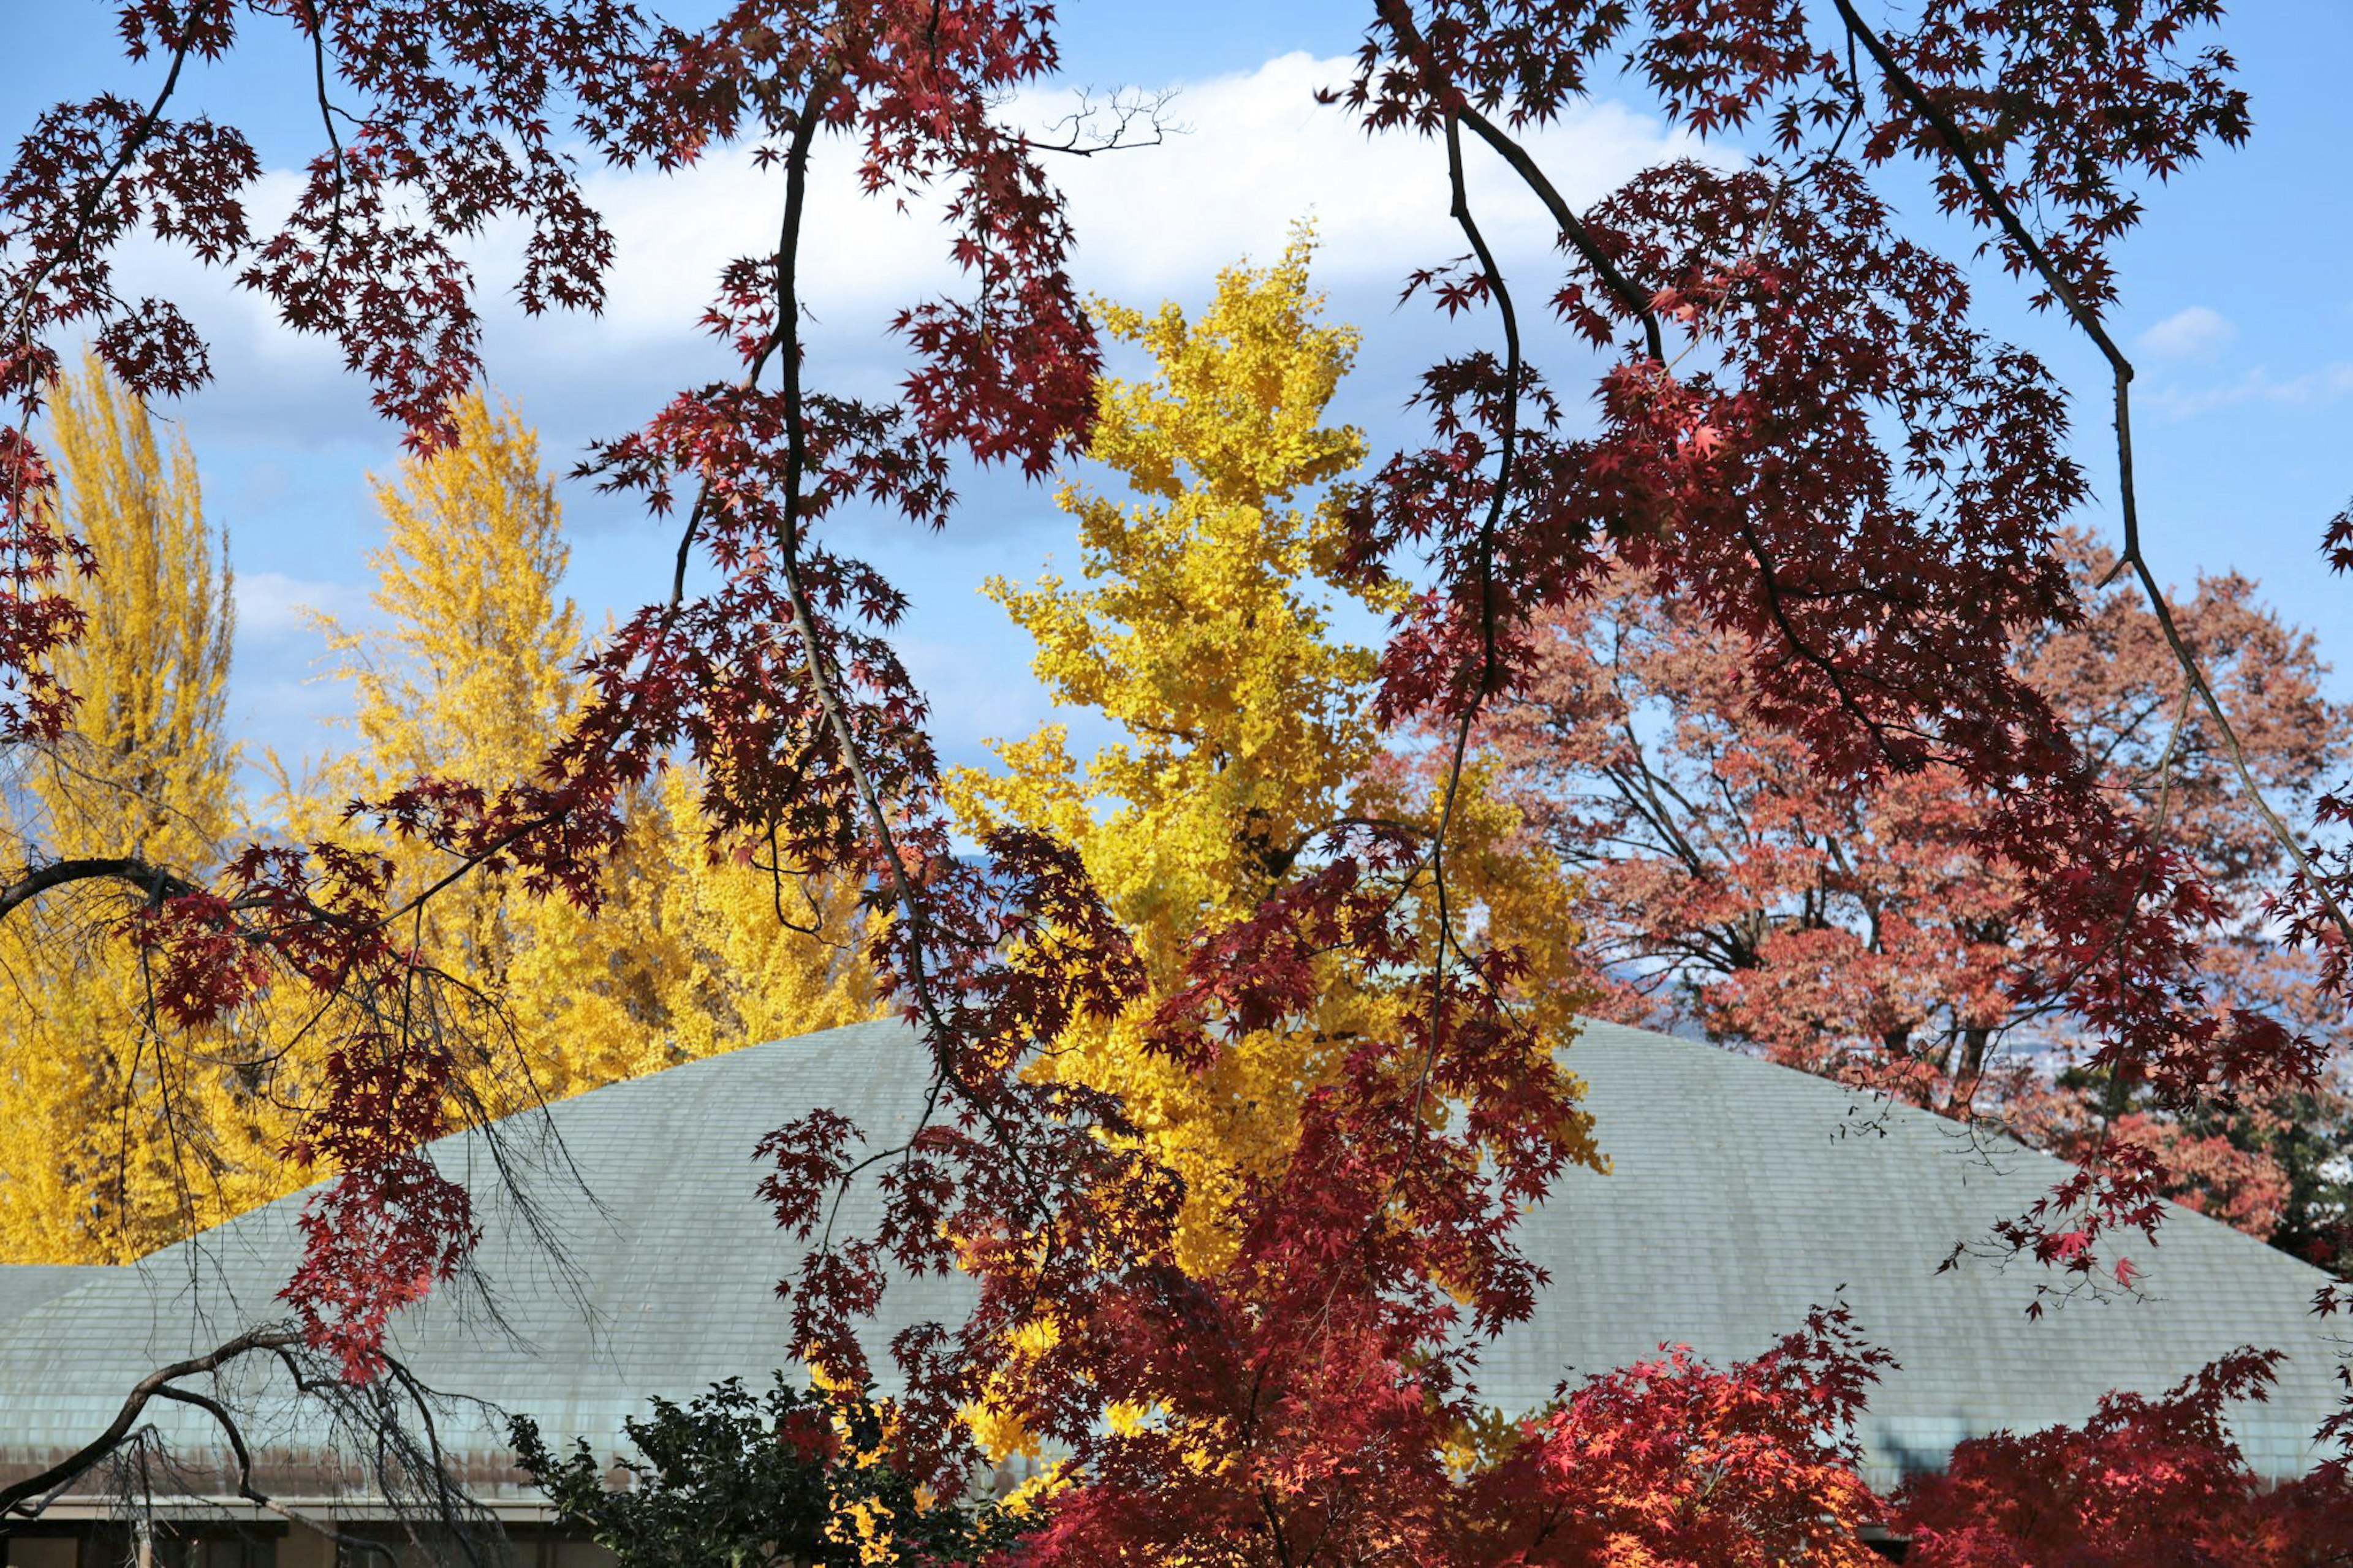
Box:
[1019,86,1184,158]
[0,1325,300,1519]
[0,854,199,922]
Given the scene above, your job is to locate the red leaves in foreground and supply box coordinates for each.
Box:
[1464,1305,1896,1568]
[1017,1238,1892,1565]
[1896,1349,2353,1566]
[281,1148,476,1384]
[281,1042,477,1382]
[121,890,270,1029]
[0,431,91,740]
[1014,1324,2353,1566]
[1341,2,2343,1301]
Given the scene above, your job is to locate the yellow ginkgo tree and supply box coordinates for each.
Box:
[948,235,1597,1460]
[0,353,264,1261]
[0,381,880,1266]
[287,387,875,1115]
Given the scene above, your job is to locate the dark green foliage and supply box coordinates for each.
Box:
[510,1374,1030,1568]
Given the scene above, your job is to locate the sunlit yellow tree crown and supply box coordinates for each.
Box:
[964,234,1387,975]
[0,355,250,1261]
[953,233,1593,1324]
[295,387,875,1110]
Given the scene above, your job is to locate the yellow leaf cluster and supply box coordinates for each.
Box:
[0,381,876,1263]
[949,234,1597,1450]
[0,354,274,1262]
[997,1458,1077,1520]
[284,387,879,1116]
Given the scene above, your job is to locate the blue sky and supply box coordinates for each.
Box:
[5,3,2349,791]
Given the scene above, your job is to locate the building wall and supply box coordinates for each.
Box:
[0,1523,615,1568]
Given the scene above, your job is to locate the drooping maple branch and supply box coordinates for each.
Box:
[1282,110,1567,1331]
[142,1380,399,1561]
[0,20,201,362]
[0,854,200,922]
[1830,0,2353,961]
[1372,0,1666,363]
[1415,106,1523,1089]
[766,56,1083,1241]
[762,66,960,1106]
[297,0,350,249]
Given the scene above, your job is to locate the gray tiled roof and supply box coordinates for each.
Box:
[1501,1021,2346,1483]
[0,1017,2343,1499]
[0,1266,113,1328]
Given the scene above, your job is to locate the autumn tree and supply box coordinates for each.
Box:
[4,0,2351,1535]
[1478,536,2353,1266]
[950,232,1593,1277]
[290,387,874,1112]
[0,382,877,1267]
[937,238,1596,1525]
[0,351,262,1261]
[1893,1349,2353,1565]
[927,240,1930,1567]
[1460,1305,1895,1567]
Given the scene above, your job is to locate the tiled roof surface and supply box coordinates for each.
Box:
[0,1266,113,1328]
[1498,1021,2346,1483]
[0,1017,2342,1494]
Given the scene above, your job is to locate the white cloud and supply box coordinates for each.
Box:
[94,51,1701,453]
[233,570,366,640]
[112,169,345,368]
[568,147,936,343]
[495,52,1697,357]
[1045,54,1696,296]
[104,49,1699,752]
[2147,360,2353,420]
[2135,305,2237,362]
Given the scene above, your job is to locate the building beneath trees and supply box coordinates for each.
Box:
[1,1017,2344,1563]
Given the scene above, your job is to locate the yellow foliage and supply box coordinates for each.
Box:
[28,357,237,858]
[832,1495,896,1567]
[1,384,878,1264]
[0,353,273,1262]
[998,1459,1078,1519]
[950,234,1596,1452]
[499,767,877,1104]
[337,385,582,790]
[290,387,878,1114]
[958,1313,1069,1461]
